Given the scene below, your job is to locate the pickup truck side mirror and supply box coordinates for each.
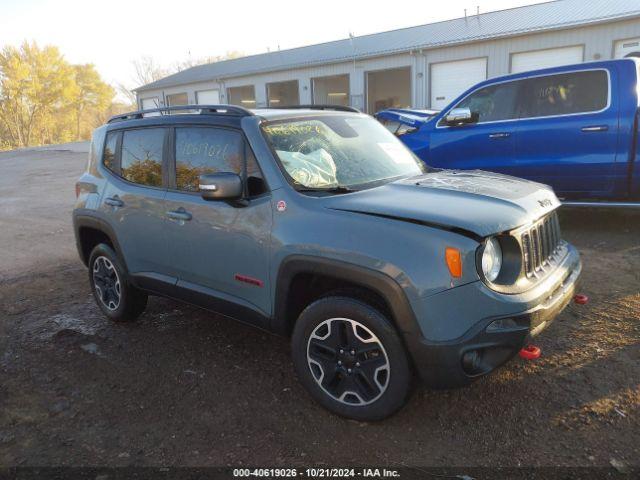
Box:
[199,173,243,201]
[445,108,478,126]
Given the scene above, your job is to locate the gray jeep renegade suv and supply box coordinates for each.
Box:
[73,104,582,420]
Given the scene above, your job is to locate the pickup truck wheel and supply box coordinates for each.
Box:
[292,296,411,421]
[88,243,147,322]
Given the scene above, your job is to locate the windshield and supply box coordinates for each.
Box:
[262,115,426,190]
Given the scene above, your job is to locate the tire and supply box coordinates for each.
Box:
[291,296,411,421]
[88,243,147,322]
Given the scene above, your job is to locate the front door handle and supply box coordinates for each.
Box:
[166,208,192,222]
[489,132,510,139]
[104,195,124,207]
[581,125,608,132]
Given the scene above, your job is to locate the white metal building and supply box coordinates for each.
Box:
[135,0,640,113]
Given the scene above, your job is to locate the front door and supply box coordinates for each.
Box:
[163,126,272,323]
[428,80,521,176]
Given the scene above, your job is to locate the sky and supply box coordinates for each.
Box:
[0,0,549,96]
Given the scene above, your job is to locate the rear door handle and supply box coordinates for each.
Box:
[489,132,510,139]
[104,196,124,207]
[581,125,608,132]
[166,208,192,222]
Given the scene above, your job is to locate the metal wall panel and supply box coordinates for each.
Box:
[137,18,640,111]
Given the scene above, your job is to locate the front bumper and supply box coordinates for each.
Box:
[405,243,582,388]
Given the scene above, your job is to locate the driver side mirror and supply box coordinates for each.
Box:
[445,107,478,126]
[199,173,243,201]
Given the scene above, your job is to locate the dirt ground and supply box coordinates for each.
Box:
[0,144,638,470]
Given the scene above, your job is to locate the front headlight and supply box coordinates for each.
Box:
[481,237,502,282]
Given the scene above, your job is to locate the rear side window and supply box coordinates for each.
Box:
[453,81,520,123]
[121,128,165,187]
[522,70,608,118]
[103,132,118,172]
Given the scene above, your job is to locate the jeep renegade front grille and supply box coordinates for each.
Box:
[521,211,561,278]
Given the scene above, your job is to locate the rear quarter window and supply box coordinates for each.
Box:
[522,70,608,118]
[103,131,118,173]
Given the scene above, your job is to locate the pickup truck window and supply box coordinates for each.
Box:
[521,70,608,118]
[453,81,520,123]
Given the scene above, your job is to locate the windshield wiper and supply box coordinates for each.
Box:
[296,185,356,194]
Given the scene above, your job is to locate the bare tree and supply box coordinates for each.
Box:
[117,52,245,105]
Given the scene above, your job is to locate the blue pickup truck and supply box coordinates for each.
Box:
[376,58,640,205]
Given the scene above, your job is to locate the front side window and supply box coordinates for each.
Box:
[522,70,608,118]
[453,81,520,123]
[121,128,165,187]
[262,115,426,190]
[175,127,266,194]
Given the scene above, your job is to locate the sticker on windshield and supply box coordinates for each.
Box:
[377,142,415,165]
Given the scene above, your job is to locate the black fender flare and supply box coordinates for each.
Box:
[72,210,125,267]
[272,255,421,339]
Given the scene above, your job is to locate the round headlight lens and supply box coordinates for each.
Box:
[481,237,503,282]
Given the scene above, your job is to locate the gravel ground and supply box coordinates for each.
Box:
[0,144,638,471]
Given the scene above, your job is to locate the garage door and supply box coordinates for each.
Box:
[511,45,584,73]
[196,89,220,104]
[614,38,640,58]
[430,58,487,110]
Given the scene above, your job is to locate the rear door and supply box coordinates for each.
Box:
[428,80,521,176]
[98,127,170,276]
[514,69,617,198]
[162,126,272,324]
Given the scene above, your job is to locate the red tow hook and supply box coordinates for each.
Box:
[519,345,541,360]
[574,294,589,305]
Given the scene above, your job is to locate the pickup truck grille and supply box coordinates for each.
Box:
[521,212,562,277]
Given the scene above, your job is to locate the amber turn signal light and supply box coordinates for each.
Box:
[445,247,462,278]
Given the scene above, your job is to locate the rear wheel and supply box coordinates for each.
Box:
[88,243,147,322]
[292,296,411,421]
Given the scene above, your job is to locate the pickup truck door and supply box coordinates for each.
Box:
[162,126,272,326]
[427,81,521,176]
[514,69,618,199]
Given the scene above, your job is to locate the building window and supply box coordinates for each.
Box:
[312,75,349,106]
[267,80,299,107]
[166,92,188,106]
[366,67,411,114]
[227,85,256,107]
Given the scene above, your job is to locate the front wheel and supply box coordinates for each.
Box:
[291,296,411,421]
[88,243,147,322]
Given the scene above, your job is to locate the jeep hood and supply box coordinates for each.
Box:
[324,170,560,239]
